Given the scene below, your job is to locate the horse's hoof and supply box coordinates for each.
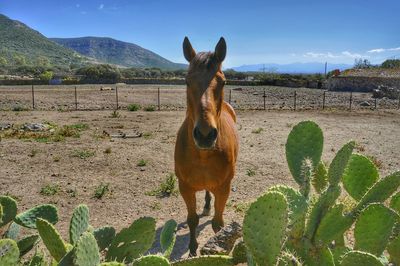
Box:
[189,250,197,257]
[212,219,223,233]
[201,208,211,216]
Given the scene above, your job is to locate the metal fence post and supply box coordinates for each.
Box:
[31,84,35,109]
[229,89,232,105]
[115,86,119,110]
[74,86,78,110]
[263,89,266,110]
[349,91,353,111]
[374,97,377,110]
[322,91,326,110]
[294,90,297,111]
[157,87,160,111]
[398,94,400,109]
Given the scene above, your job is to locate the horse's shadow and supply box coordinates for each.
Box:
[148,218,212,261]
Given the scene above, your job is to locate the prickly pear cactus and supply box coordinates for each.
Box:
[390,191,400,213]
[4,222,20,240]
[160,219,177,258]
[285,121,323,187]
[0,196,17,227]
[387,234,400,265]
[93,226,116,251]
[354,203,398,256]
[340,250,384,266]
[73,232,100,266]
[342,154,379,200]
[231,239,247,264]
[172,255,234,265]
[312,161,328,194]
[99,262,126,266]
[106,217,156,263]
[69,204,90,245]
[132,255,170,266]
[36,218,67,262]
[17,234,39,256]
[15,204,58,229]
[327,141,355,186]
[277,251,302,266]
[243,191,288,266]
[0,239,19,265]
[28,250,46,266]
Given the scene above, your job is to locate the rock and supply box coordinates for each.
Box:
[22,123,49,131]
[0,123,12,130]
[232,87,243,91]
[200,221,242,255]
[373,85,400,99]
[360,101,371,107]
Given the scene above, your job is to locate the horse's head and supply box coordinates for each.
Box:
[183,37,227,149]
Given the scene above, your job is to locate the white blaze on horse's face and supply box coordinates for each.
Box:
[183,37,227,149]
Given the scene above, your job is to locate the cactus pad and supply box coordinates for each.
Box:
[160,219,177,258]
[327,141,355,186]
[0,196,17,227]
[74,232,100,266]
[342,154,379,200]
[0,239,19,265]
[355,171,400,212]
[390,191,400,213]
[231,239,247,264]
[312,161,328,194]
[285,121,323,186]
[28,251,46,266]
[36,218,67,261]
[172,255,234,265]
[387,234,400,265]
[277,251,302,266]
[269,185,307,240]
[132,255,170,266]
[17,234,40,257]
[243,191,288,266]
[106,217,156,262]
[4,222,21,240]
[340,250,383,266]
[15,204,58,229]
[93,226,116,251]
[354,203,398,256]
[99,263,126,266]
[314,204,353,245]
[69,204,90,245]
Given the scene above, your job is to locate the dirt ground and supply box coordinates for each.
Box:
[1,108,400,260]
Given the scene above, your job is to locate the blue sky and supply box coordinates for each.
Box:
[1,0,400,67]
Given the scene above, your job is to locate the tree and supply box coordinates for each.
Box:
[354,58,372,69]
[39,71,53,81]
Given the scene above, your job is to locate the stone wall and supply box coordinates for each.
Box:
[326,76,400,92]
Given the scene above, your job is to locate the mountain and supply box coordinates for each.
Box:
[231,62,352,74]
[0,14,86,68]
[51,37,186,70]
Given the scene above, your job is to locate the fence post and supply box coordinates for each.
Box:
[374,97,377,110]
[157,87,160,111]
[31,84,35,109]
[349,91,353,111]
[115,86,119,110]
[229,89,232,105]
[322,91,326,110]
[294,90,297,111]
[398,94,400,109]
[263,88,266,110]
[74,86,78,110]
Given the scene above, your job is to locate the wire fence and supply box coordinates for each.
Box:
[0,84,399,111]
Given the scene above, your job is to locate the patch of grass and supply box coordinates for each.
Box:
[146,173,178,197]
[12,105,28,111]
[144,105,156,112]
[251,128,263,134]
[66,188,77,198]
[93,183,109,199]
[246,168,256,176]
[127,103,141,111]
[137,159,147,167]
[40,184,60,196]
[70,123,89,131]
[149,201,162,210]
[110,110,120,118]
[104,147,112,154]
[71,149,95,159]
[53,156,61,162]
[29,149,39,157]
[143,132,152,139]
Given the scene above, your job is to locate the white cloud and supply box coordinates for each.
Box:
[98,4,104,10]
[303,52,337,58]
[367,47,400,53]
[341,51,363,58]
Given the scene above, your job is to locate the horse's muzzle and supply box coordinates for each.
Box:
[193,126,218,149]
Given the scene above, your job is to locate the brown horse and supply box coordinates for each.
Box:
[174,37,239,256]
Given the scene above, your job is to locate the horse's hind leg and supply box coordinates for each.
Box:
[212,180,231,233]
[202,191,211,216]
[179,183,199,256]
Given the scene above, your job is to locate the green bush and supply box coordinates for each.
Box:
[127,103,140,111]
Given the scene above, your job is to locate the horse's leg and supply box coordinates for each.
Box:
[202,191,211,216]
[211,180,231,233]
[180,183,199,256]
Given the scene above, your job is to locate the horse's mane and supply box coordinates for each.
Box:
[190,52,218,71]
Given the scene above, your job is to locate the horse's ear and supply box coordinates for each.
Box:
[214,37,226,63]
[183,37,196,62]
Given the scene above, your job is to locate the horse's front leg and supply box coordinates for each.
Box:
[179,182,199,256]
[211,179,231,233]
[202,191,212,216]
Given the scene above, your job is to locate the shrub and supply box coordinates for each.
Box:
[144,105,156,112]
[127,103,140,111]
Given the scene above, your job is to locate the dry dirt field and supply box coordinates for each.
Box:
[1,108,400,259]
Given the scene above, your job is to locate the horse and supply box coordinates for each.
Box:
[174,37,239,256]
